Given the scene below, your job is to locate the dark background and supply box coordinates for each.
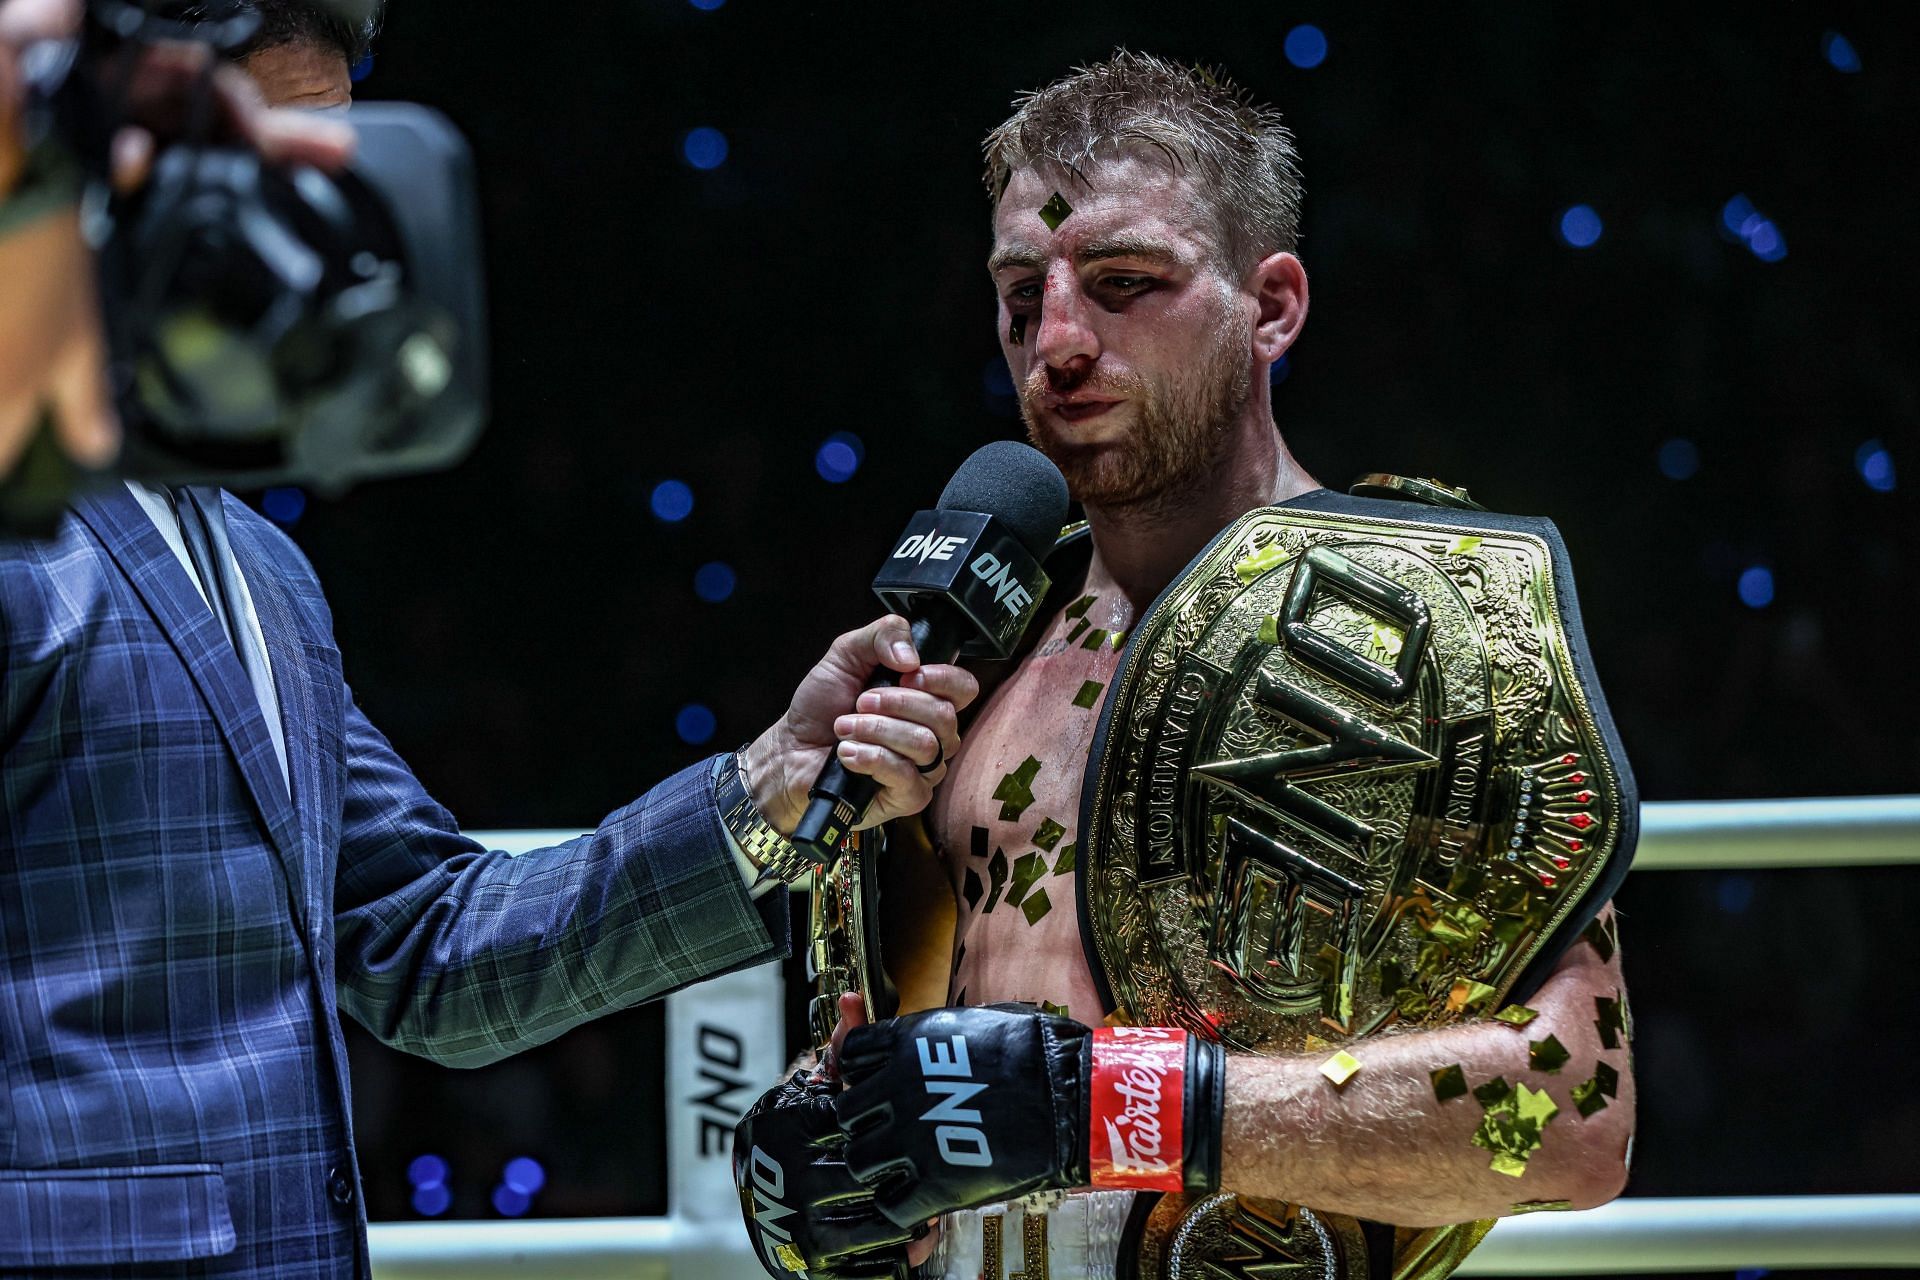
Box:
[261,0,1918,1234]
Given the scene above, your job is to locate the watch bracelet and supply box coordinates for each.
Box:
[719,747,817,887]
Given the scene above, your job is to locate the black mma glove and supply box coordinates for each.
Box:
[733,1070,921,1279]
[832,1004,1225,1229]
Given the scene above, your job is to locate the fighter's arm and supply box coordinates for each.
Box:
[1219,905,1634,1226]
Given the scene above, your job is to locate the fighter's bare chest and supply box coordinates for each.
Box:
[928,592,1131,1011]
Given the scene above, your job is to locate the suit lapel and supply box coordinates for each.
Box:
[71,488,311,935]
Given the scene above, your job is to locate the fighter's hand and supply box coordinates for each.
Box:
[833,1005,1096,1227]
[744,615,978,834]
[733,1070,919,1280]
[0,0,356,478]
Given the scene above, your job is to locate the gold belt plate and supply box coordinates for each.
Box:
[1082,505,1626,1052]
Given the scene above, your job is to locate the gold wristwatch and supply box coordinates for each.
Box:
[716,747,819,889]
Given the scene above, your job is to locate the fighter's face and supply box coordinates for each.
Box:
[990,155,1254,511]
[242,40,352,111]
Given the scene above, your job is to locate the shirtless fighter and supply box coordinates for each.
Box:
[735,53,1636,1280]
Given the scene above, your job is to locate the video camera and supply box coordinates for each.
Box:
[1,0,486,533]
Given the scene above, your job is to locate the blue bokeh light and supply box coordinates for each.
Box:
[1744,218,1787,262]
[1822,31,1861,74]
[407,1154,449,1189]
[263,487,307,526]
[1720,194,1756,239]
[1558,205,1603,249]
[682,127,729,171]
[694,561,737,603]
[1657,438,1700,480]
[1737,566,1775,610]
[411,1183,452,1217]
[503,1157,547,1196]
[1269,354,1292,386]
[816,431,865,483]
[1717,874,1755,915]
[689,0,726,9]
[676,703,717,746]
[1284,25,1328,70]
[650,479,694,523]
[491,1184,532,1218]
[1855,440,1896,493]
[350,54,374,83]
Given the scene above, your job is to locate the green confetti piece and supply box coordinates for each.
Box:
[1429,904,1489,949]
[1488,1151,1529,1178]
[1473,1077,1514,1109]
[1594,995,1625,1050]
[1021,886,1053,925]
[962,867,983,911]
[1052,842,1076,877]
[1493,1004,1540,1028]
[1431,1064,1468,1102]
[1582,914,1617,962]
[1063,594,1097,620]
[1594,1059,1620,1098]
[1032,817,1066,851]
[1107,630,1127,649]
[1072,680,1105,709]
[1448,536,1483,556]
[982,848,1009,913]
[1041,1000,1070,1018]
[1234,543,1291,584]
[1065,619,1090,644]
[1038,191,1074,230]
[1081,628,1110,650]
[1529,1034,1571,1073]
[1257,615,1281,645]
[1005,851,1048,908]
[1450,979,1499,1013]
[1511,1200,1574,1214]
[1008,314,1027,346]
[1571,1075,1610,1119]
[993,756,1042,821]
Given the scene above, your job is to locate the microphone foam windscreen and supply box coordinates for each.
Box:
[937,441,1071,562]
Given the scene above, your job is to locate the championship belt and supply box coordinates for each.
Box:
[1078,481,1637,1280]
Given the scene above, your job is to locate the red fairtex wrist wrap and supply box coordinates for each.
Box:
[1088,1027,1187,1191]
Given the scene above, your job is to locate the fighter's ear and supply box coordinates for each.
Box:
[1248,250,1308,368]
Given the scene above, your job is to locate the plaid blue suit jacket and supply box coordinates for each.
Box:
[0,486,788,1275]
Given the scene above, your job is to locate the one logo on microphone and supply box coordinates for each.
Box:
[968,552,1034,617]
[745,1146,808,1277]
[893,532,970,565]
[916,1033,995,1168]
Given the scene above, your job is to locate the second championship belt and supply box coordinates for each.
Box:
[1082,482,1637,1280]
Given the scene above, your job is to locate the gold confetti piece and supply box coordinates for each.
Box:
[1582,913,1618,962]
[1448,536,1484,556]
[981,848,1010,913]
[1430,904,1489,949]
[776,1242,808,1272]
[1065,619,1090,644]
[1319,1051,1362,1088]
[1032,817,1066,851]
[1257,615,1281,645]
[1594,995,1625,1050]
[1493,1005,1540,1028]
[1071,680,1104,709]
[1304,1033,1332,1054]
[1052,842,1076,877]
[1449,979,1499,1013]
[1041,1000,1070,1018]
[1511,1200,1574,1214]
[1473,1077,1514,1109]
[1081,628,1110,650]
[1234,543,1291,584]
[1005,851,1048,908]
[1514,1083,1559,1128]
[962,867,983,911]
[1529,1035,1571,1073]
[1107,630,1127,649]
[1368,624,1405,661]
[993,756,1043,820]
[1594,1060,1619,1098]
[1063,594,1096,619]
[1489,1152,1529,1178]
[1022,885,1053,926]
[1038,191,1074,230]
[1008,314,1027,347]
[1431,1064,1468,1102]
[1571,1075,1609,1119]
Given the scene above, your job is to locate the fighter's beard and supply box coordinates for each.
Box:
[1019,324,1252,522]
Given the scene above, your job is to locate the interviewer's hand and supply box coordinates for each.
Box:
[744,615,978,835]
[0,0,357,479]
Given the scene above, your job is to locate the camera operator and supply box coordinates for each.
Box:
[0,3,976,1274]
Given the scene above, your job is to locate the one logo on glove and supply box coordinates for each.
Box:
[1089,1027,1187,1191]
[917,1034,994,1167]
[745,1146,807,1275]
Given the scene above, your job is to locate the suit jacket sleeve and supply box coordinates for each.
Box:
[332,694,789,1067]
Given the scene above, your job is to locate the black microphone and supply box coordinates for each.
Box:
[790,441,1071,859]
